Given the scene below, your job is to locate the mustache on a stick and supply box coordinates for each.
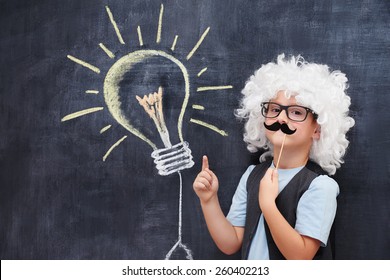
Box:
[264,121,297,135]
[263,121,295,171]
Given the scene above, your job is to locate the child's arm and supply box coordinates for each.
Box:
[259,168,321,259]
[193,156,244,255]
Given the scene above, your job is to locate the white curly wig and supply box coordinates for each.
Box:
[235,54,355,175]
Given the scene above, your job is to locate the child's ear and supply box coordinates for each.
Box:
[313,124,321,140]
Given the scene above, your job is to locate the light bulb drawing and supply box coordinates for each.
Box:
[104,49,194,259]
[61,4,233,259]
[103,49,190,152]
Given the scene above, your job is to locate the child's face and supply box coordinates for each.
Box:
[264,91,320,152]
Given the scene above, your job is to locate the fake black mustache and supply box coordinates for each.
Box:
[264,121,297,135]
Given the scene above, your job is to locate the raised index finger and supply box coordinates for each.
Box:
[202,155,209,171]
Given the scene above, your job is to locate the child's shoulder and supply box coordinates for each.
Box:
[309,175,340,196]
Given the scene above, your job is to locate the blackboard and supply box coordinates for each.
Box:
[0,0,389,260]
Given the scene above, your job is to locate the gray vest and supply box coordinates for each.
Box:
[241,158,333,260]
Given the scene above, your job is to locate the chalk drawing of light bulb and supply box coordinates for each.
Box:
[61,4,233,259]
[104,49,194,259]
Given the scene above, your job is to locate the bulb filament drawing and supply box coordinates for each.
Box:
[136,87,172,148]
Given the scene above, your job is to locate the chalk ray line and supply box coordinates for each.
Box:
[197,85,233,92]
[197,67,207,77]
[103,135,128,161]
[190,118,228,136]
[99,43,115,59]
[85,90,99,94]
[105,6,125,45]
[171,35,179,51]
[192,104,205,110]
[67,55,101,74]
[100,125,112,134]
[186,27,210,60]
[61,107,104,122]
[156,4,164,43]
[137,26,144,46]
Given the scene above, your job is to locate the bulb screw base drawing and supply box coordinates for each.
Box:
[151,141,194,176]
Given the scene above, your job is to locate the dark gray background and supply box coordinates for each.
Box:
[0,0,389,259]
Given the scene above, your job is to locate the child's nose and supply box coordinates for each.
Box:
[277,109,289,123]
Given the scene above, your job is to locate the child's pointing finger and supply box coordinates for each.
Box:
[202,155,209,171]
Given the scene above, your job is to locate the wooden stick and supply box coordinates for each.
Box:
[275,134,287,169]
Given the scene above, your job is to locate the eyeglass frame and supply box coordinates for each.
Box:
[260,102,318,122]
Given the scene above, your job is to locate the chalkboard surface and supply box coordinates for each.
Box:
[0,0,389,259]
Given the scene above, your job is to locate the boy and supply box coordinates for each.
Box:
[193,54,355,259]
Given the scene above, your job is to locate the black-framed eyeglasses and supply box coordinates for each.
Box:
[261,102,318,122]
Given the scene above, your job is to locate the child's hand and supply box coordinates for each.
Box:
[193,156,219,204]
[259,168,279,211]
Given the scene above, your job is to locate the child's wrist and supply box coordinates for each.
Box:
[200,195,219,207]
[260,199,277,214]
